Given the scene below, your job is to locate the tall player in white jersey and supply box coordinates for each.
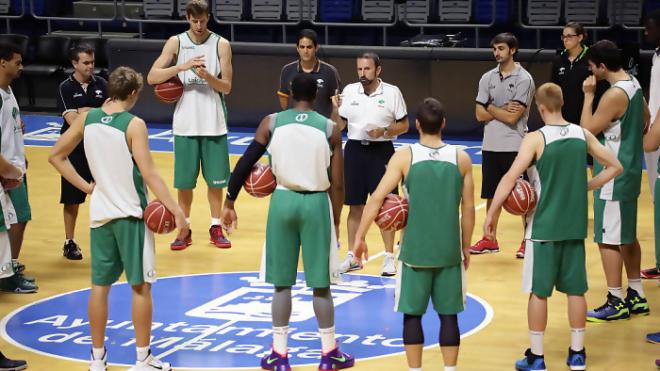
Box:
[148,0,233,251]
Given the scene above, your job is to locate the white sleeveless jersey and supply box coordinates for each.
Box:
[0,87,25,171]
[173,31,228,136]
[84,109,147,228]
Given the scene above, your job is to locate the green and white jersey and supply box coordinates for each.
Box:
[525,124,588,241]
[84,108,147,228]
[399,143,462,268]
[0,87,25,171]
[173,31,228,136]
[267,109,334,192]
[593,76,644,201]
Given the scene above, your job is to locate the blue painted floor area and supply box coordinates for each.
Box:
[23,114,486,165]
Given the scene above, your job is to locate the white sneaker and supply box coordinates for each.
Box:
[381,252,396,277]
[128,350,171,371]
[89,348,107,371]
[338,252,362,273]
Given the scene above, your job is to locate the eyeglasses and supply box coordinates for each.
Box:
[561,34,579,40]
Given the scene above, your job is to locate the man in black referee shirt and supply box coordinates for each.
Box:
[57,43,107,260]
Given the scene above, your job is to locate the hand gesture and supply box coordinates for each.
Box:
[331,89,342,109]
[174,209,190,241]
[194,66,212,81]
[504,101,525,113]
[482,215,495,241]
[354,239,369,262]
[220,206,238,235]
[180,55,206,72]
[582,75,597,95]
[367,127,386,138]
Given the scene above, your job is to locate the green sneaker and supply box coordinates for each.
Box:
[11,261,34,282]
[626,287,650,315]
[0,274,38,293]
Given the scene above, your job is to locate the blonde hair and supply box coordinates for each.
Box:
[107,66,143,101]
[186,0,208,17]
[535,83,563,112]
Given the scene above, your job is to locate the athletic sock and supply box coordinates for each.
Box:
[628,279,645,297]
[272,326,289,355]
[608,287,625,301]
[319,326,336,353]
[211,218,221,227]
[92,347,105,360]
[529,330,544,356]
[570,328,585,352]
[409,368,422,371]
[136,346,149,362]
[444,367,457,371]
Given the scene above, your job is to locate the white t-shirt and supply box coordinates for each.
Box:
[650,50,659,122]
[338,79,407,141]
[0,87,24,171]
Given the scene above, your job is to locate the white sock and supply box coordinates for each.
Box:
[384,252,394,258]
[570,328,585,352]
[92,347,105,360]
[136,346,149,361]
[529,330,544,355]
[272,326,289,355]
[211,218,221,227]
[185,217,190,224]
[608,287,625,300]
[11,259,17,264]
[445,367,457,371]
[65,239,73,244]
[409,368,422,371]
[319,326,336,353]
[628,279,645,297]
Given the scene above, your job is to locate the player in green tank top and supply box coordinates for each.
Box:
[50,67,189,371]
[485,83,622,371]
[580,40,653,323]
[354,98,475,371]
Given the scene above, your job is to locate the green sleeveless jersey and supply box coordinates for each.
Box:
[593,76,644,201]
[399,143,462,268]
[267,109,334,192]
[526,124,588,241]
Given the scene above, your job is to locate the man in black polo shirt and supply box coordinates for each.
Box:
[57,42,107,260]
[277,29,341,117]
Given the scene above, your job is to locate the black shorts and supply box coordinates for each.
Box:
[481,151,517,199]
[344,140,398,205]
[60,142,93,205]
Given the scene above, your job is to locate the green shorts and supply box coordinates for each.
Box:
[395,262,465,315]
[8,180,31,223]
[90,217,156,286]
[593,198,637,245]
[522,240,588,298]
[173,135,230,189]
[265,189,331,288]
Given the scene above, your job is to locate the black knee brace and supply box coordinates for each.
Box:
[439,314,460,347]
[403,314,424,345]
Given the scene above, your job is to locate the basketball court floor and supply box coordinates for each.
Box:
[0,115,658,370]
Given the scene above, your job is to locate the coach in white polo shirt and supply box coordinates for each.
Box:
[331,52,409,277]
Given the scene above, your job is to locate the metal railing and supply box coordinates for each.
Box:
[0,0,26,33]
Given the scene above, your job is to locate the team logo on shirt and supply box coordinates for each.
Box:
[558,67,566,76]
[295,113,309,122]
[101,116,113,124]
[560,127,569,136]
[1,272,492,369]
[316,79,325,89]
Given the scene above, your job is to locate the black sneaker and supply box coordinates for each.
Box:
[63,240,83,260]
[0,351,27,370]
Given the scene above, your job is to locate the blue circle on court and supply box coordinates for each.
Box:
[1,272,492,369]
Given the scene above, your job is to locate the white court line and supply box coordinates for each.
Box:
[155,320,239,360]
[363,201,487,265]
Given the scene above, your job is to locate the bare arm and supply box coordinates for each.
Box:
[475,103,494,122]
[483,133,540,238]
[457,150,475,269]
[581,77,627,135]
[486,102,526,126]
[48,112,93,193]
[331,90,346,131]
[386,117,409,137]
[354,148,409,261]
[63,107,95,126]
[644,109,660,152]
[127,118,189,237]
[195,38,233,94]
[585,129,623,190]
[328,122,344,227]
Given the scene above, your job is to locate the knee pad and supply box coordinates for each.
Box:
[439,314,460,347]
[403,314,424,345]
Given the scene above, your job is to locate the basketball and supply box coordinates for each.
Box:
[375,194,409,231]
[503,179,537,216]
[243,163,276,198]
[154,77,183,104]
[143,200,176,234]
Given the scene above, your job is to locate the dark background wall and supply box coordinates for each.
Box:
[108,39,655,138]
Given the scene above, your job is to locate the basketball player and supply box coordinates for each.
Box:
[580,40,651,322]
[220,74,354,371]
[49,66,189,371]
[147,0,232,251]
[0,41,37,294]
[354,98,475,371]
[484,83,622,370]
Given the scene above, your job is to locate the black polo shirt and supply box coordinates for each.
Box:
[551,46,608,125]
[57,74,108,131]
[278,59,341,118]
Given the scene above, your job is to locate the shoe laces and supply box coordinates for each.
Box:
[210,225,224,238]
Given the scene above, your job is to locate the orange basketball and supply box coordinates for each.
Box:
[243,163,276,198]
[503,179,537,216]
[143,200,176,234]
[154,77,183,104]
[375,194,409,231]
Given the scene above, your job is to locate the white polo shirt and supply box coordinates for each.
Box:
[338,79,407,141]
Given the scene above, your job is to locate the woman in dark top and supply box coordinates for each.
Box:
[551,22,607,165]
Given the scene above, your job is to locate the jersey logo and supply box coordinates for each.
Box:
[428,150,440,160]
[316,79,325,89]
[560,127,569,136]
[295,113,308,122]
[101,116,113,124]
[11,107,18,121]
[558,67,566,76]
[73,93,83,98]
